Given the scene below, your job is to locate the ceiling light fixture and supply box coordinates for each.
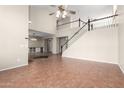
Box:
[56,10,61,18]
[62,11,67,18]
[56,10,67,18]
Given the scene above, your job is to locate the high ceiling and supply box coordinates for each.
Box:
[29,5,114,36]
[31,5,113,20]
[68,5,113,20]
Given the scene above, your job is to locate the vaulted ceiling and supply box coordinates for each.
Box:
[31,5,113,20]
[68,5,113,19]
[29,5,114,36]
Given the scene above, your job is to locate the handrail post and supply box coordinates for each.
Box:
[60,46,63,55]
[88,19,90,31]
[79,18,81,27]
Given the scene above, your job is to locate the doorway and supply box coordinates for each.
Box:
[44,38,53,54]
[57,36,68,54]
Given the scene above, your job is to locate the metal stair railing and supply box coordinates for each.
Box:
[60,14,118,55]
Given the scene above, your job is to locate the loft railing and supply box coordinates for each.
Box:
[57,18,86,28]
[60,14,118,55]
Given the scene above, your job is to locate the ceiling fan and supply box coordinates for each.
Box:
[49,5,76,18]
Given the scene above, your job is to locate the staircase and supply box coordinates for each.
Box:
[58,14,118,55]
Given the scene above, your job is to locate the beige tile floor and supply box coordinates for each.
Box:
[0,55,124,88]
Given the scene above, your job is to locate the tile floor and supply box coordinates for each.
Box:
[0,55,124,88]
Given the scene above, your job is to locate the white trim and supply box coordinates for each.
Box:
[62,56,118,65]
[118,63,124,73]
[0,63,28,72]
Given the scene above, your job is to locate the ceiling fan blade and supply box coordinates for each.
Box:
[49,12,55,15]
[68,10,76,14]
[49,5,56,7]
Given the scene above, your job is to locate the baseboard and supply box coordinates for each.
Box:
[84,58,118,65]
[62,56,118,65]
[118,63,124,73]
[0,63,28,72]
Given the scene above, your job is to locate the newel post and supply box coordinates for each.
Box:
[88,19,90,31]
[61,46,63,55]
[79,18,81,27]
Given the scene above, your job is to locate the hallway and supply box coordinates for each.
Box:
[0,55,124,88]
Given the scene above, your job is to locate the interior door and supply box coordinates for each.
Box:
[58,36,68,53]
[44,38,53,53]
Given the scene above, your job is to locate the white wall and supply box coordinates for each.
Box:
[56,27,79,38]
[52,36,57,54]
[0,6,28,71]
[117,6,124,72]
[63,27,118,64]
[57,17,71,29]
[30,6,56,34]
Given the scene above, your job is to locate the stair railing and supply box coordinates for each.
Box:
[60,14,118,55]
[57,18,86,28]
[60,22,88,54]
